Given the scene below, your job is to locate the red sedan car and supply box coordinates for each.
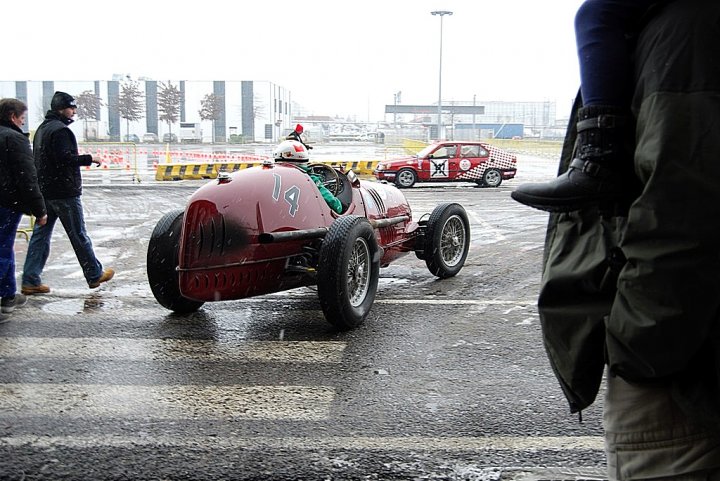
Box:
[374,141,517,188]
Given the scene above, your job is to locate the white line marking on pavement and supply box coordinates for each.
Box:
[0,338,346,362]
[0,434,604,451]
[24,293,535,308]
[0,384,334,420]
[376,299,536,305]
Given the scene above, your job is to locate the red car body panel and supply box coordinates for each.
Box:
[177,163,416,302]
[374,141,517,184]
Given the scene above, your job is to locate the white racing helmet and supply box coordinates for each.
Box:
[273,140,309,162]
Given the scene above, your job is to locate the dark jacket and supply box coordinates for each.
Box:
[33,111,93,200]
[539,0,720,426]
[0,120,46,217]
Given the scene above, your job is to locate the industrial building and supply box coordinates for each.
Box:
[0,78,293,143]
[0,78,566,143]
[385,99,560,140]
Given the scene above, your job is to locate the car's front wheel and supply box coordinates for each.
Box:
[423,203,470,278]
[482,168,502,188]
[317,216,380,330]
[147,209,204,314]
[395,168,417,188]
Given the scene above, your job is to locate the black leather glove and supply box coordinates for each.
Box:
[79,154,99,166]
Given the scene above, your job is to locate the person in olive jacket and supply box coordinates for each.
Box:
[0,98,47,322]
[21,91,114,295]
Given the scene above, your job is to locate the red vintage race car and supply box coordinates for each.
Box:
[147,156,471,330]
[374,141,517,188]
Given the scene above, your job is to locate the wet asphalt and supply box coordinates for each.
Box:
[0,156,608,480]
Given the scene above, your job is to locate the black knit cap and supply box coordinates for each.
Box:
[50,91,77,110]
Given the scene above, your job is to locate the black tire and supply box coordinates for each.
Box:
[424,203,470,278]
[317,216,380,330]
[482,168,502,188]
[395,168,417,188]
[147,209,204,314]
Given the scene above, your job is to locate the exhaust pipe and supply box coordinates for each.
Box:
[259,215,408,244]
[259,227,328,244]
[369,215,409,229]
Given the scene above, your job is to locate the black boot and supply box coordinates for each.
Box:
[511,105,635,213]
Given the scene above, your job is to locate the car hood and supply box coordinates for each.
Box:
[378,156,418,169]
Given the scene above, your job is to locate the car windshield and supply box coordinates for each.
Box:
[416,144,439,158]
[417,144,457,159]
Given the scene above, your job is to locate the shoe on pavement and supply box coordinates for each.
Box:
[1,294,28,313]
[21,284,50,295]
[89,268,115,289]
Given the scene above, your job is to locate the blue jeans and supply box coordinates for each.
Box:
[0,206,23,297]
[22,197,103,287]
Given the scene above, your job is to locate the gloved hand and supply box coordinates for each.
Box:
[78,154,99,166]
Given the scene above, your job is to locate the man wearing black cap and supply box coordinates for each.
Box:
[21,91,114,294]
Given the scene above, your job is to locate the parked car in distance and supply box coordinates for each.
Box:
[124,134,140,143]
[162,133,178,143]
[142,133,159,143]
[374,141,518,188]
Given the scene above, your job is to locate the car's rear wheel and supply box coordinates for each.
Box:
[395,168,417,188]
[424,203,470,278]
[317,216,380,330]
[482,168,502,187]
[147,209,204,314]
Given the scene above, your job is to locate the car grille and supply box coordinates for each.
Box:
[182,204,249,267]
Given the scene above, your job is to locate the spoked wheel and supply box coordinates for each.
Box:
[423,203,470,278]
[317,216,380,330]
[147,209,204,314]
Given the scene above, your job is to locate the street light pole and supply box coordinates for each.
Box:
[393,90,401,127]
[431,10,452,140]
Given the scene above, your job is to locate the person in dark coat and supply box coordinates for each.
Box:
[0,98,47,322]
[531,1,720,478]
[21,91,114,295]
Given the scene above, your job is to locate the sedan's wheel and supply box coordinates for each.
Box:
[317,216,380,330]
[147,209,204,314]
[395,168,417,188]
[482,168,502,188]
[424,203,470,278]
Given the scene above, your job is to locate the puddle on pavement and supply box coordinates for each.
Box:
[42,298,125,315]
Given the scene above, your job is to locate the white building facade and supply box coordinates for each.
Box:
[0,79,292,143]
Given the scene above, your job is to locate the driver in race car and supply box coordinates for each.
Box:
[273,140,343,214]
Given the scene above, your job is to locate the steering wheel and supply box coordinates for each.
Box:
[309,163,342,196]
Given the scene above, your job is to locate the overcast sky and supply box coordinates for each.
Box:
[6,0,584,121]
